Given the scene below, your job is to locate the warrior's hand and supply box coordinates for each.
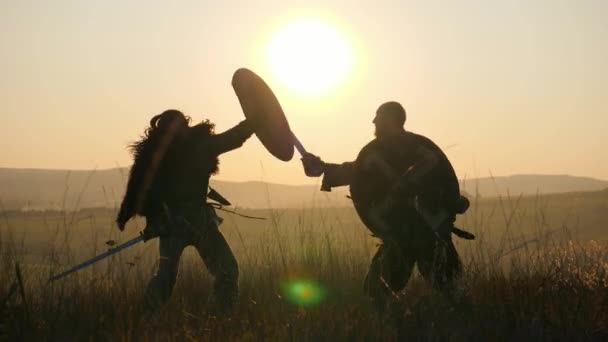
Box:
[142,224,161,241]
[241,118,257,134]
[301,152,325,177]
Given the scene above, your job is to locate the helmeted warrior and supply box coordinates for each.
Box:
[301,101,472,311]
[116,109,254,311]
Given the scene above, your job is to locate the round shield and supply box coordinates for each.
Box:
[232,68,294,162]
[349,139,406,231]
[349,134,462,234]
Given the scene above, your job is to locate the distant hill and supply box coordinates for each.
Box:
[459,174,608,198]
[0,168,351,210]
[0,168,606,210]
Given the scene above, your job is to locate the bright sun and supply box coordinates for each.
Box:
[266,17,354,97]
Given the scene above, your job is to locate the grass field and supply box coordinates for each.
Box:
[1,189,607,340]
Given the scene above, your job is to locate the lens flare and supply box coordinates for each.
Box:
[281,279,326,306]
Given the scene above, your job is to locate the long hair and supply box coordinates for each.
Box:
[189,119,219,175]
[117,110,190,223]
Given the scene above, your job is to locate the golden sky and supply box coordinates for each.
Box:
[1,0,607,184]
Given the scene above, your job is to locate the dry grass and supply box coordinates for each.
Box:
[1,190,607,341]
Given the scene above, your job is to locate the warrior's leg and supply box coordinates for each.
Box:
[363,242,416,312]
[143,236,187,311]
[194,227,239,311]
[417,234,463,296]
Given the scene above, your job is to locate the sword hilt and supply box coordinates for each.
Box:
[293,130,330,187]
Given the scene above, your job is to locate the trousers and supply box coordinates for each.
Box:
[143,206,238,311]
[363,216,462,310]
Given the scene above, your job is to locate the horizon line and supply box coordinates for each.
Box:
[0,166,607,183]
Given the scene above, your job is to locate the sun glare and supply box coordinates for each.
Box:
[265,17,354,97]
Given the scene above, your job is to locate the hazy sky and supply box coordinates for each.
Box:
[1,0,607,184]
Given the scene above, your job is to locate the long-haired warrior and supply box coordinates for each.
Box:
[117,109,254,312]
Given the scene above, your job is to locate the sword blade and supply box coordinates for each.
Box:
[292,131,307,156]
[49,235,145,282]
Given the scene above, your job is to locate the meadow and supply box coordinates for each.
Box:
[1,189,607,341]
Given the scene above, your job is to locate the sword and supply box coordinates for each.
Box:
[5,239,144,304]
[49,234,145,282]
[292,133,307,156]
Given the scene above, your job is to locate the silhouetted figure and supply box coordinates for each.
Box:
[302,102,471,311]
[116,109,254,312]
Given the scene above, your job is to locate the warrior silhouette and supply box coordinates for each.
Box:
[117,109,254,312]
[302,102,472,311]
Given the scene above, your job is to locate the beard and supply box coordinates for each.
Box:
[374,125,380,137]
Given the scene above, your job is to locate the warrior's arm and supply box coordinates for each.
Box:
[206,120,255,156]
[301,152,355,191]
[321,162,356,191]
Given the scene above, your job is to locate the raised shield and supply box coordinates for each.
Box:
[232,68,304,161]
